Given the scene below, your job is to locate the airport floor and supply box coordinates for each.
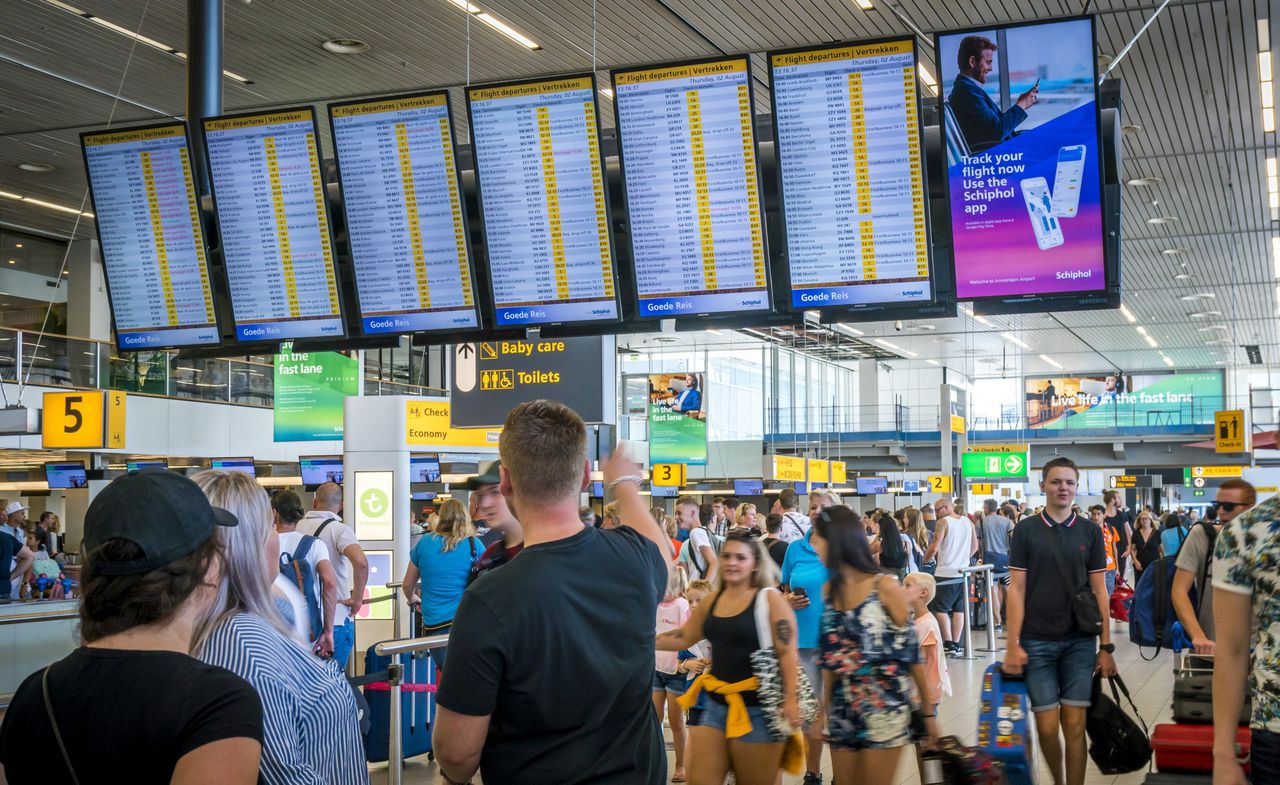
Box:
[371,621,1179,785]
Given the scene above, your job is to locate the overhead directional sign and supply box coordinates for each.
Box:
[42,390,126,449]
[1110,475,1138,489]
[1190,465,1244,479]
[971,483,994,495]
[961,449,1029,479]
[1215,409,1246,453]
[768,455,807,483]
[450,336,608,426]
[927,475,953,494]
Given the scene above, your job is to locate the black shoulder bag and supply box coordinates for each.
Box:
[1047,525,1103,637]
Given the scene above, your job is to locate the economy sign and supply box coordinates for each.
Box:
[961,450,1028,479]
[274,349,360,441]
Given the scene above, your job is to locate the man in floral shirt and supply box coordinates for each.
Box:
[1211,490,1280,785]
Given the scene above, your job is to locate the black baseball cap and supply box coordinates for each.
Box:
[467,460,502,490]
[84,469,238,575]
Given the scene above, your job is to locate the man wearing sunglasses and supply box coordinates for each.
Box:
[1171,478,1256,656]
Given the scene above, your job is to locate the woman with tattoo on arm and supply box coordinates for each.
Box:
[658,531,800,785]
[812,506,939,785]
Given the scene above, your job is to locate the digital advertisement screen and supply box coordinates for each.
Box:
[467,75,619,326]
[410,454,442,483]
[613,57,770,318]
[81,124,220,350]
[329,92,481,336]
[770,40,932,309]
[937,17,1104,300]
[1024,372,1225,430]
[203,108,345,342]
[856,476,889,495]
[648,372,708,466]
[300,456,344,485]
[734,479,764,496]
[126,460,169,471]
[45,462,87,489]
[211,458,256,476]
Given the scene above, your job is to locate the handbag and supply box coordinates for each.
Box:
[748,587,820,741]
[930,735,1007,785]
[1086,673,1152,774]
[1047,523,1103,637]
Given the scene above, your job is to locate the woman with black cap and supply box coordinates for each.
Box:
[0,468,264,784]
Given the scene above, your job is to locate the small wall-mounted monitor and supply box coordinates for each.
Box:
[411,491,438,501]
[211,458,256,477]
[733,479,764,496]
[856,477,889,495]
[650,485,679,498]
[410,454,442,483]
[127,459,169,472]
[902,480,921,493]
[590,481,605,498]
[300,456,344,486]
[45,461,88,489]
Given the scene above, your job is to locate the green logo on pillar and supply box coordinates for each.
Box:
[360,487,389,519]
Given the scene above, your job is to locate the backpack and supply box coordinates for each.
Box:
[1086,674,1152,774]
[679,527,722,579]
[280,534,323,641]
[1129,521,1215,657]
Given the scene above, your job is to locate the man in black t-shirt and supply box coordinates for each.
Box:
[0,527,32,599]
[1005,457,1115,785]
[434,401,672,785]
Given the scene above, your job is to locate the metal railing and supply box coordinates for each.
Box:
[370,633,449,785]
[958,563,999,658]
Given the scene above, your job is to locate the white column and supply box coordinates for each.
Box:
[65,239,112,342]
[858,359,880,431]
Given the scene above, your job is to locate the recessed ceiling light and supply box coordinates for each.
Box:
[1173,273,1196,280]
[1122,123,1142,135]
[6,260,14,265]
[1189,310,1223,318]
[908,324,937,332]
[1198,325,1230,332]
[1147,215,1179,225]
[1205,338,1233,345]
[1180,292,1216,301]
[13,244,21,248]
[321,38,370,54]
[1118,304,1136,323]
[1161,248,1189,256]
[1127,176,1161,187]
[17,162,56,173]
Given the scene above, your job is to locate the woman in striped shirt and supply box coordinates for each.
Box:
[192,469,369,785]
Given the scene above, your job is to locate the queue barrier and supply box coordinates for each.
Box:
[364,632,449,785]
[958,563,999,659]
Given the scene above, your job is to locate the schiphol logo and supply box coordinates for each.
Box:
[359,487,389,519]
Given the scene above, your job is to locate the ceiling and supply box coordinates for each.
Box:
[1,0,1278,380]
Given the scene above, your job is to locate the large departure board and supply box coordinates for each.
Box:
[614,57,770,319]
[770,39,932,310]
[466,75,619,327]
[203,108,345,342]
[80,123,220,350]
[329,92,480,336]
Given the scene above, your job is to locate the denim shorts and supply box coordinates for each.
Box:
[1023,637,1097,711]
[652,670,689,695]
[699,697,776,743]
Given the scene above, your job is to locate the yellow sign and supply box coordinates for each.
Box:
[1215,409,1246,453]
[830,461,847,485]
[480,369,515,391]
[405,400,501,448]
[106,391,126,449]
[807,459,830,484]
[1191,465,1244,478]
[967,443,1030,454]
[927,475,953,494]
[651,463,686,487]
[1110,475,1138,489]
[42,391,107,449]
[770,455,807,483]
[950,415,965,433]
[971,483,994,495]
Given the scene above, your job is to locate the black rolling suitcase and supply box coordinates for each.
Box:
[1172,653,1250,724]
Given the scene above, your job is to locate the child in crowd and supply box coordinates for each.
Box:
[679,580,713,729]
[903,572,952,717]
[655,566,693,783]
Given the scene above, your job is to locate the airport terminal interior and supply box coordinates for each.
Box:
[1,0,1279,783]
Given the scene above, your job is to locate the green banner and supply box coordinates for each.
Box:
[648,372,707,466]
[274,349,359,442]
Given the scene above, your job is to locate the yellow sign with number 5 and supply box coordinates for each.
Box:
[42,390,106,449]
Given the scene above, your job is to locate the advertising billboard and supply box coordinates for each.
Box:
[1024,372,1225,430]
[648,372,708,465]
[937,17,1105,300]
[274,349,360,441]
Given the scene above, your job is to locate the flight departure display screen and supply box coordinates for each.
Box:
[466,75,619,326]
[329,92,480,336]
[81,123,220,350]
[770,39,932,309]
[203,108,345,342]
[613,57,770,318]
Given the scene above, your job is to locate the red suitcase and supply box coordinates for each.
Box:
[1152,723,1250,774]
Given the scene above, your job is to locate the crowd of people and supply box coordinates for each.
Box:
[1,403,1276,785]
[1,505,67,601]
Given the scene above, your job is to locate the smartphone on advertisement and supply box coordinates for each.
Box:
[1050,145,1087,218]
[1021,177,1064,250]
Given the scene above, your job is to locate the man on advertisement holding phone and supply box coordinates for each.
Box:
[948,35,1038,151]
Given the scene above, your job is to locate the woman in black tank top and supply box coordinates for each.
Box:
[657,531,801,785]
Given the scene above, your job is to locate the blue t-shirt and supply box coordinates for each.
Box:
[1161,523,1188,556]
[781,530,829,650]
[411,533,480,626]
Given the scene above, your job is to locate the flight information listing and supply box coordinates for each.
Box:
[614,57,770,318]
[771,40,931,309]
[204,109,344,341]
[468,75,618,326]
[81,124,219,349]
[330,93,479,335]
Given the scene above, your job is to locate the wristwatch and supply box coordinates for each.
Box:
[1098,643,1116,654]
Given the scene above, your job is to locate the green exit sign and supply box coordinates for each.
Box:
[961,451,1029,479]
[1194,490,1206,497]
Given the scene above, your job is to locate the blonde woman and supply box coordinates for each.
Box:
[602,502,623,529]
[735,503,759,532]
[903,507,929,574]
[1129,509,1161,584]
[658,531,803,785]
[403,498,478,670]
[191,469,367,785]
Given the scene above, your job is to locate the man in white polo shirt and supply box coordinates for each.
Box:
[923,496,979,656]
[297,482,368,668]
